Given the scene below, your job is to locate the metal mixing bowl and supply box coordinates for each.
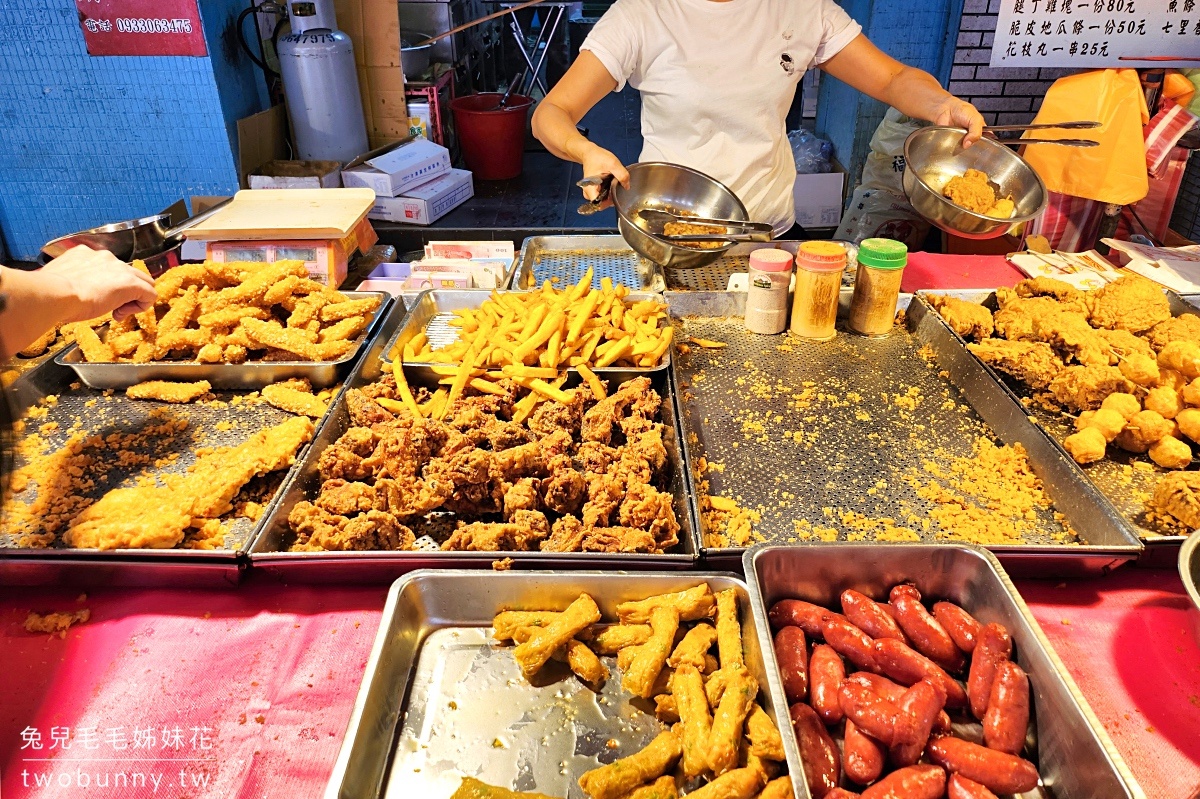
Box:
[1180,531,1200,646]
[902,127,1048,240]
[612,162,750,270]
[401,35,433,79]
[39,213,172,263]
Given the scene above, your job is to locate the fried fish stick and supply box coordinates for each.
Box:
[619,776,677,799]
[706,664,758,776]
[159,285,201,334]
[18,327,56,357]
[566,639,609,687]
[672,664,712,778]
[622,605,680,699]
[618,584,715,624]
[197,305,270,328]
[262,383,328,417]
[319,315,368,343]
[492,611,562,640]
[578,729,682,799]
[288,295,327,328]
[126,380,211,403]
[714,589,744,669]
[580,623,652,654]
[202,260,307,313]
[262,275,301,307]
[71,323,115,363]
[668,623,718,670]
[242,318,320,360]
[106,330,145,358]
[756,776,791,799]
[744,703,784,761]
[513,593,601,677]
[320,296,382,322]
[155,329,212,357]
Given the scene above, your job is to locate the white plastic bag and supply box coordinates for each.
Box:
[835,108,930,246]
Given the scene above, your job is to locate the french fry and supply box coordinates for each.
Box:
[547,328,563,369]
[576,363,607,401]
[502,365,559,379]
[690,337,727,349]
[527,378,572,404]
[468,378,508,396]
[391,358,423,418]
[595,337,633,368]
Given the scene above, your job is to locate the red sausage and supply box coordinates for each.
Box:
[790,702,841,798]
[890,679,947,767]
[947,774,1000,799]
[808,644,846,724]
[823,617,880,673]
[770,599,841,637]
[861,764,947,799]
[983,661,1030,756]
[838,674,901,745]
[841,589,907,641]
[825,790,861,799]
[934,601,981,654]
[890,592,966,673]
[967,623,1012,720]
[872,638,968,708]
[890,584,921,601]
[926,735,1040,794]
[774,625,809,703]
[843,719,887,785]
[850,672,950,732]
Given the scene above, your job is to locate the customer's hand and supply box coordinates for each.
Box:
[932,97,986,147]
[42,245,157,322]
[580,145,631,209]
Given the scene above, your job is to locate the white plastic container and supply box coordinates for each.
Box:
[745,248,794,334]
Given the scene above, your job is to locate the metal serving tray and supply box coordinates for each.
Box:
[513,235,665,292]
[920,289,1194,567]
[669,290,1141,577]
[744,543,1144,799]
[325,570,788,799]
[55,291,392,390]
[249,326,699,581]
[0,297,412,588]
[390,289,671,380]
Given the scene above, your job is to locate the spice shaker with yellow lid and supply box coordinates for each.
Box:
[791,241,847,341]
[848,238,907,337]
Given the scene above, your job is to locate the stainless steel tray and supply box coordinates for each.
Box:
[1180,530,1200,645]
[513,235,665,292]
[249,330,699,580]
[744,543,1144,799]
[920,289,1192,567]
[390,289,671,380]
[55,291,392,390]
[0,297,412,587]
[669,290,1141,577]
[325,570,788,799]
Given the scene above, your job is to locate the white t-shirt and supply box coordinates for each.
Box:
[582,0,861,234]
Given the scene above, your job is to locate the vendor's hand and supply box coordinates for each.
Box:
[42,245,157,323]
[933,97,986,148]
[580,145,630,209]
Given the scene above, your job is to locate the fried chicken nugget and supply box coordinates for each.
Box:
[623,605,680,699]
[261,382,329,418]
[512,593,601,677]
[126,380,211,404]
[578,729,682,799]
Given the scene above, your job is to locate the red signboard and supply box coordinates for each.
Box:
[76,0,208,57]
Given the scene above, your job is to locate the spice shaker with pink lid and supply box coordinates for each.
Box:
[744,248,793,335]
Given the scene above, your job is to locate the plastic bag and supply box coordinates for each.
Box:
[789,128,833,174]
[834,186,929,250]
[859,108,927,194]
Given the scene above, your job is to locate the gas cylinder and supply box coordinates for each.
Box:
[276,0,369,162]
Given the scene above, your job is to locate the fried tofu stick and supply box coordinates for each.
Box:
[492,610,562,641]
[621,776,677,799]
[757,776,792,799]
[705,664,758,776]
[668,623,718,670]
[622,605,680,699]
[618,584,715,624]
[744,703,784,761]
[672,664,713,778]
[578,729,682,799]
[578,623,652,654]
[682,767,764,799]
[566,639,609,688]
[512,593,601,677]
[714,589,744,668]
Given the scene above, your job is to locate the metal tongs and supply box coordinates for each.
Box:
[984,120,1101,148]
[576,173,614,215]
[637,209,774,243]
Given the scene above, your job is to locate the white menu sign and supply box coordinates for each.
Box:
[990,0,1200,67]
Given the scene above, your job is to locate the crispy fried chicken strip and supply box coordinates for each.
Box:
[967,339,1063,389]
[927,295,994,340]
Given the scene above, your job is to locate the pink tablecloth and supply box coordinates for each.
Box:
[2,568,1199,799]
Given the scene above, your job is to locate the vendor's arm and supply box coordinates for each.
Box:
[531,52,631,201]
[821,35,985,146]
[0,245,156,360]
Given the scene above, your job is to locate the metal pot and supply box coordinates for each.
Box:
[612,162,750,270]
[401,34,434,79]
[902,126,1048,241]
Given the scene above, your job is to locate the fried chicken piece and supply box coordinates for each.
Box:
[441,509,550,551]
[576,441,620,475]
[619,483,680,551]
[583,474,625,528]
[444,480,503,516]
[1015,276,1086,307]
[18,328,57,357]
[368,419,452,478]
[290,503,413,551]
[200,260,308,314]
[1145,313,1200,353]
[63,488,194,549]
[503,477,541,519]
[159,285,201,334]
[483,418,532,451]
[126,380,211,404]
[992,293,1066,341]
[314,479,379,515]
[1086,275,1170,332]
[155,328,212,358]
[927,295,995,340]
[425,448,492,487]
[490,439,549,481]
[375,475,454,517]
[319,296,382,323]
[241,318,324,360]
[262,382,329,418]
[542,515,587,552]
[1153,471,1200,529]
[582,377,654,444]
[943,169,996,214]
[318,315,368,344]
[72,323,115,363]
[196,305,271,328]
[262,275,302,307]
[1032,309,1112,366]
[1097,328,1154,359]
[155,263,213,304]
[317,427,378,481]
[287,295,327,329]
[968,339,1064,389]
[346,388,395,427]
[528,390,587,439]
[1047,365,1134,412]
[582,526,659,554]
[541,458,587,516]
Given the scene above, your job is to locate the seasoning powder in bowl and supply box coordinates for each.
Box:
[745,248,794,334]
[791,241,848,341]
[848,238,908,337]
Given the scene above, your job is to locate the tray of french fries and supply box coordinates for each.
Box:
[326,570,795,799]
[392,272,673,381]
[54,259,390,390]
[512,235,666,292]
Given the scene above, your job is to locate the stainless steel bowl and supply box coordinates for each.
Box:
[902,127,1048,240]
[39,213,171,263]
[1180,531,1200,645]
[401,35,433,79]
[612,162,750,270]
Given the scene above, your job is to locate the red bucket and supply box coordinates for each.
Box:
[451,93,534,181]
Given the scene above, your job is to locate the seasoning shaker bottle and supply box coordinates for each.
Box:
[744,248,794,335]
[847,238,908,336]
[791,241,848,340]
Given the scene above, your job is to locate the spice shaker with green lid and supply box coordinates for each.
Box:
[848,238,908,336]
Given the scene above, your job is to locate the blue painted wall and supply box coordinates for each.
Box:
[0,0,267,260]
[816,0,965,185]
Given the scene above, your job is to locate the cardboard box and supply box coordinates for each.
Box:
[792,170,846,229]
[343,137,451,197]
[334,0,409,150]
[368,169,474,225]
[249,160,342,189]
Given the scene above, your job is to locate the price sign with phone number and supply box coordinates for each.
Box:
[990,0,1200,67]
[75,0,207,57]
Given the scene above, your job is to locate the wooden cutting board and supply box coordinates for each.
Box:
[184,188,377,241]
